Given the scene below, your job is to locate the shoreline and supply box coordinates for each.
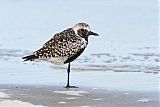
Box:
[0,84,159,107]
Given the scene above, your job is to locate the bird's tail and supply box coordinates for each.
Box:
[22,54,38,62]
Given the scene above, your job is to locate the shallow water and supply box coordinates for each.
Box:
[0,0,159,91]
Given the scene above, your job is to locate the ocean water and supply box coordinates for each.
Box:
[0,0,159,91]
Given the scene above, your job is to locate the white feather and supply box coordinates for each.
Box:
[81,38,87,48]
[72,23,90,34]
[48,57,68,65]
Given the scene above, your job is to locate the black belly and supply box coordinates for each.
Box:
[64,48,85,64]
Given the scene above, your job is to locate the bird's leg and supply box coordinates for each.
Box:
[65,63,78,88]
[66,62,70,87]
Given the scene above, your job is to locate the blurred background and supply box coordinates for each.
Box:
[0,0,158,52]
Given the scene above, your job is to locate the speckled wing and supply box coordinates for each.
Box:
[33,28,87,61]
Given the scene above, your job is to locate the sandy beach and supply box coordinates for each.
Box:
[0,84,159,107]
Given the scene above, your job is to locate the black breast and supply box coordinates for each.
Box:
[64,48,85,64]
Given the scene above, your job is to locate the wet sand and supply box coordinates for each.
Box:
[0,84,159,107]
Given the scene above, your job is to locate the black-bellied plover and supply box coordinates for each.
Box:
[22,23,99,88]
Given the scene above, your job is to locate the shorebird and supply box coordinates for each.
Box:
[22,23,99,88]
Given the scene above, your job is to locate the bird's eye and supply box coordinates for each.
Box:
[81,29,84,32]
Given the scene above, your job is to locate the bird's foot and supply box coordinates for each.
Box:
[65,85,78,88]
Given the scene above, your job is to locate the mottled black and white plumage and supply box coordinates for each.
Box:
[22,23,99,88]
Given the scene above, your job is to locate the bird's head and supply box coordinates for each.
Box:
[72,23,99,40]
